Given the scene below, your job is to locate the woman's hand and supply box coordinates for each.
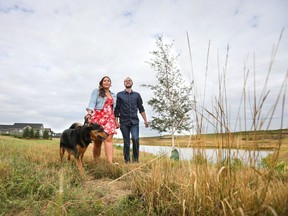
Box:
[84,113,92,123]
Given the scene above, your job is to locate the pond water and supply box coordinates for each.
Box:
[116,144,274,165]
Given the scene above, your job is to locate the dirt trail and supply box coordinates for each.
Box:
[84,176,132,206]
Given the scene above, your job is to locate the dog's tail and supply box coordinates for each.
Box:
[69,122,83,129]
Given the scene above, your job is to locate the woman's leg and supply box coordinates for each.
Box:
[104,134,114,164]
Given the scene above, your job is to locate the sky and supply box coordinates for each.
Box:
[0,0,287,137]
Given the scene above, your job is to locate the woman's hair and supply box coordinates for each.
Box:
[98,76,111,97]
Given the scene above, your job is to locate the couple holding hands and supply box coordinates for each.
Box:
[85,76,149,165]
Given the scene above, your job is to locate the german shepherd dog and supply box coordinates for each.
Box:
[60,122,107,175]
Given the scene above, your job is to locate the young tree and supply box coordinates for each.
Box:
[42,130,50,139]
[29,128,34,138]
[23,127,30,138]
[34,130,40,139]
[143,36,193,147]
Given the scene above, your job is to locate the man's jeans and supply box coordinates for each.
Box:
[120,124,139,163]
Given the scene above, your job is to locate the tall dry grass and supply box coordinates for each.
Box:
[0,136,144,215]
[130,157,288,215]
[125,31,288,215]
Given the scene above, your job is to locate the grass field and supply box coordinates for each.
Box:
[134,129,288,149]
[1,131,287,215]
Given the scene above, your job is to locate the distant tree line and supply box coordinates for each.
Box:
[22,128,50,139]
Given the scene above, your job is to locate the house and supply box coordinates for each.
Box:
[0,123,52,137]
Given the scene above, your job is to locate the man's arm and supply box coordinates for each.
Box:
[137,93,148,128]
[140,112,149,128]
[114,93,121,128]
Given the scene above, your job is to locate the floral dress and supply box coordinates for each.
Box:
[90,97,117,135]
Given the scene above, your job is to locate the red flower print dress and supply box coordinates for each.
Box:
[90,97,117,135]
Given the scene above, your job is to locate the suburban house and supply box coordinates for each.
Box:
[0,123,52,137]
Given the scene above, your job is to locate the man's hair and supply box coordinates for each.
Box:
[124,77,133,84]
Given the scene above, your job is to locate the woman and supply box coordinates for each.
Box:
[86,76,117,164]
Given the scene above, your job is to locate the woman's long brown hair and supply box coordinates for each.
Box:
[98,76,111,97]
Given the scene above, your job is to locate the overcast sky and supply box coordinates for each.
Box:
[0,0,287,137]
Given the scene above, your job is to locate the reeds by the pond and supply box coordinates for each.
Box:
[130,156,288,215]
[127,31,288,215]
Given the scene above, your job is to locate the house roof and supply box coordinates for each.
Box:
[14,123,44,129]
[0,125,15,130]
[0,123,44,130]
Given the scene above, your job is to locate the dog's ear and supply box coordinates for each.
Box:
[81,124,89,131]
[69,122,83,129]
[94,123,101,130]
[82,124,91,132]
[90,123,101,130]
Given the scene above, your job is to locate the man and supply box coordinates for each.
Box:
[115,77,149,163]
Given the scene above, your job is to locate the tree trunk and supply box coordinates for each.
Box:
[171,126,175,148]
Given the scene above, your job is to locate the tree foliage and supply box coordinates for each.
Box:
[42,130,50,139]
[34,130,41,139]
[22,127,49,139]
[23,127,30,138]
[143,36,193,145]
[29,128,34,138]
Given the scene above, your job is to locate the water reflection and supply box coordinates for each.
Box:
[116,144,274,165]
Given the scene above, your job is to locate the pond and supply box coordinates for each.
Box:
[116,144,274,165]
